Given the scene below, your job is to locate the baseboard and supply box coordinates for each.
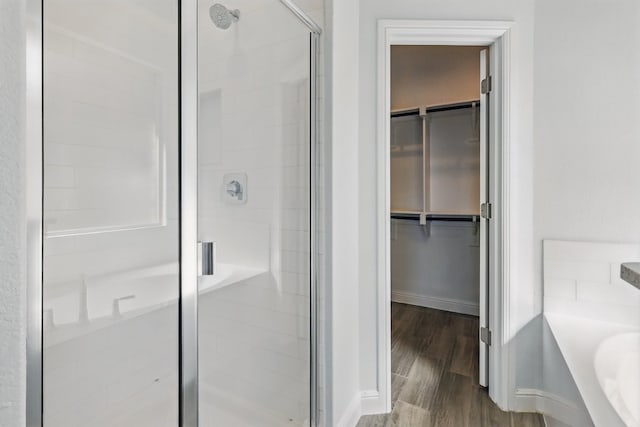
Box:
[513,388,593,427]
[336,392,362,427]
[360,389,389,415]
[391,290,479,316]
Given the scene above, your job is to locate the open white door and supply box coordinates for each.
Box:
[479,48,490,388]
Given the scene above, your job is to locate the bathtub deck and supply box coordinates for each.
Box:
[357,303,544,427]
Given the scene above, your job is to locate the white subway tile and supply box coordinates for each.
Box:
[544,278,577,299]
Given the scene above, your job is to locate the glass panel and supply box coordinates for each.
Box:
[391,115,424,212]
[42,0,180,425]
[429,106,481,213]
[197,1,312,425]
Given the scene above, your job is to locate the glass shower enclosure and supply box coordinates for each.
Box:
[195,1,319,425]
[34,0,320,425]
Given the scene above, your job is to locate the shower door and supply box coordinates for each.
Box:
[37,0,318,425]
[41,0,181,426]
[195,1,319,426]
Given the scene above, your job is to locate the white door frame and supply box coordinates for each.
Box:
[370,19,514,414]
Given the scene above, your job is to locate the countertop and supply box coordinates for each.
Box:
[621,263,640,290]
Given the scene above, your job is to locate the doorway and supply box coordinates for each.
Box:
[373,20,514,414]
[389,43,488,388]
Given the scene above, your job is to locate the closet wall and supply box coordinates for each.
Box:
[391,46,483,110]
[390,45,483,315]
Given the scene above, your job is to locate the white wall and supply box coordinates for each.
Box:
[0,0,26,425]
[358,0,536,402]
[325,0,362,425]
[532,1,640,419]
[533,0,640,298]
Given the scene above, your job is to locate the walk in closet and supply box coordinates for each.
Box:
[390,45,483,316]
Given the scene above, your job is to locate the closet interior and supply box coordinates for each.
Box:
[390,45,483,316]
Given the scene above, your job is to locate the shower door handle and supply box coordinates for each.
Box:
[198,241,216,276]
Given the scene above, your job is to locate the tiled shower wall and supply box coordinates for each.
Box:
[41,0,325,424]
[197,0,324,425]
[43,0,180,288]
[42,1,181,425]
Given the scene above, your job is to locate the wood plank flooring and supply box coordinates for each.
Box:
[357,303,544,427]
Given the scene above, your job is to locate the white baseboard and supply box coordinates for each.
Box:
[360,389,389,415]
[513,388,593,427]
[391,290,479,316]
[336,393,362,427]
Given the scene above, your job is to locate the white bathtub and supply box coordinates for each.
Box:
[542,240,640,426]
[44,262,267,346]
[595,332,640,427]
[545,313,640,427]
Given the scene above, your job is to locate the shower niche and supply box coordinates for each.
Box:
[43,28,169,237]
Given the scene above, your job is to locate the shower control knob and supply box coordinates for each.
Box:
[222,173,247,205]
[226,180,243,200]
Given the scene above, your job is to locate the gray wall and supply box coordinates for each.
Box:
[391,221,480,315]
[0,0,26,425]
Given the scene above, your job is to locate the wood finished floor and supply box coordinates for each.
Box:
[356,303,544,427]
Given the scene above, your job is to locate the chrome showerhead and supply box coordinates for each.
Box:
[209,3,240,30]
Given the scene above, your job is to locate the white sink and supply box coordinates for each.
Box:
[594,333,640,427]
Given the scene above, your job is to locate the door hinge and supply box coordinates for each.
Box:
[481,76,492,94]
[480,327,492,346]
[480,202,493,220]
